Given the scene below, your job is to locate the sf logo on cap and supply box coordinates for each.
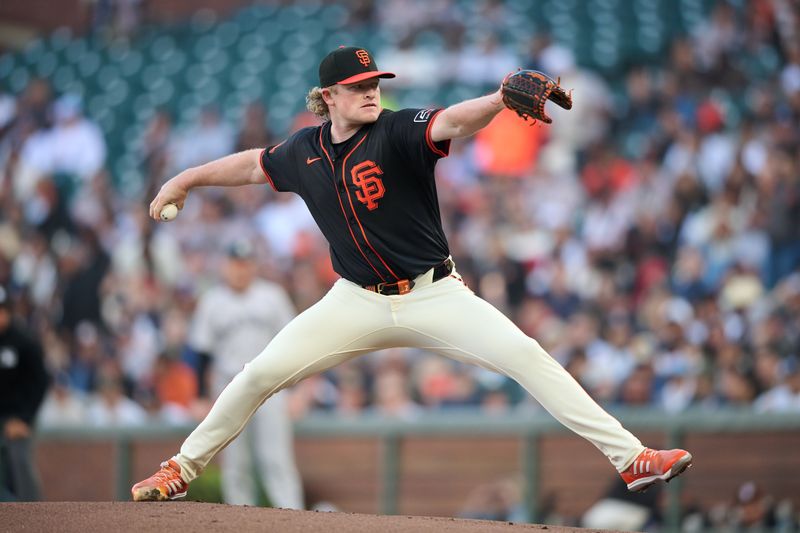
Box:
[356,49,370,67]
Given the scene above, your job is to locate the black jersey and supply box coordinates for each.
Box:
[260,108,451,286]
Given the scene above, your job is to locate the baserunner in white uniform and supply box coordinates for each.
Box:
[190,239,303,509]
[132,46,692,503]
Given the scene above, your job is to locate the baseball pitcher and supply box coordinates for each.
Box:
[133,46,692,502]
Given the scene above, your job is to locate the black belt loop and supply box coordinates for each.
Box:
[363,257,454,295]
[433,257,455,281]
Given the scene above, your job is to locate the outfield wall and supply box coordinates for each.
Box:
[27,409,800,528]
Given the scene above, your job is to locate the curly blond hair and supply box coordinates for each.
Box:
[306,86,332,121]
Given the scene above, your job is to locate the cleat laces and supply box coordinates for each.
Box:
[152,462,181,489]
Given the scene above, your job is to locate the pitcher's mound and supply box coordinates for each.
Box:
[1,502,612,532]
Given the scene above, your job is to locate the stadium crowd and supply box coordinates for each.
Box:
[2,0,798,425]
[0,0,799,524]
[1,0,799,423]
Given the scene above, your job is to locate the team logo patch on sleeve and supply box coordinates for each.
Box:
[413,109,435,123]
[351,161,385,210]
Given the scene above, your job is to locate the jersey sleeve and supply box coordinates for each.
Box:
[260,129,312,193]
[385,108,451,167]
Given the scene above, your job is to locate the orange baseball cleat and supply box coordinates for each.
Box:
[620,448,693,492]
[131,459,189,501]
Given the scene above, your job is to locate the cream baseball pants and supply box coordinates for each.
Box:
[175,267,644,482]
[211,382,304,509]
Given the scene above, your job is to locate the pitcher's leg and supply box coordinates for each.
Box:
[175,281,393,481]
[209,372,257,505]
[252,390,304,509]
[402,279,643,471]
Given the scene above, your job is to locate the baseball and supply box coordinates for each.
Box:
[160,203,178,221]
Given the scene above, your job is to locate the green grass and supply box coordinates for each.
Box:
[185,463,272,507]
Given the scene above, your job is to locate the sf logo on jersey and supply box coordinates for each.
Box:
[351,161,385,210]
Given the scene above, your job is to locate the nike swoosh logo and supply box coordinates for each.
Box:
[307,157,322,165]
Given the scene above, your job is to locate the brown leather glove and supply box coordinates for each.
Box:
[501,69,573,124]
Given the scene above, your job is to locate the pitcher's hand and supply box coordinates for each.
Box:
[149,175,189,221]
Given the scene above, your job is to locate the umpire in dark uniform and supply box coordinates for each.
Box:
[0,286,50,501]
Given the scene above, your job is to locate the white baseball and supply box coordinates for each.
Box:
[160,203,179,221]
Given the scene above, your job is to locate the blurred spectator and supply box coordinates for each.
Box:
[189,238,304,509]
[47,94,106,190]
[87,0,144,41]
[17,94,106,205]
[115,281,162,390]
[10,231,57,309]
[86,362,147,427]
[413,356,460,409]
[754,356,800,412]
[762,149,800,288]
[473,109,546,178]
[583,314,637,403]
[140,109,174,200]
[58,228,110,332]
[170,105,235,173]
[534,42,612,157]
[0,286,50,501]
[616,364,655,406]
[454,33,518,88]
[150,351,198,424]
[370,367,423,420]
[254,193,319,266]
[693,481,797,531]
[457,476,526,523]
[377,35,441,89]
[235,102,273,152]
[66,321,103,394]
[107,205,184,286]
[37,371,88,427]
[582,477,662,531]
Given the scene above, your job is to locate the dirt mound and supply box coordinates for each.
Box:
[0,502,607,532]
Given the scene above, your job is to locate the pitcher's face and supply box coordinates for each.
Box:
[325,80,382,125]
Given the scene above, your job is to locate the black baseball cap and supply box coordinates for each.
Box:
[226,239,255,260]
[319,46,396,87]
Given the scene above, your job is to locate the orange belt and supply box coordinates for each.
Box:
[363,258,454,295]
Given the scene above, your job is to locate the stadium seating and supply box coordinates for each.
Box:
[0,0,719,190]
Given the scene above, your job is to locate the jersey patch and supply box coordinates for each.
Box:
[413,109,436,123]
[351,160,385,210]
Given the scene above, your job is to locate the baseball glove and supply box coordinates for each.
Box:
[501,70,573,124]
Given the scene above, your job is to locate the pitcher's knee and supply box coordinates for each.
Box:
[500,336,553,369]
[526,337,550,357]
[237,358,292,395]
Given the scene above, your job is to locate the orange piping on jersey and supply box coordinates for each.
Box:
[341,133,401,281]
[259,148,278,191]
[425,110,450,158]
[269,140,286,154]
[318,128,386,282]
